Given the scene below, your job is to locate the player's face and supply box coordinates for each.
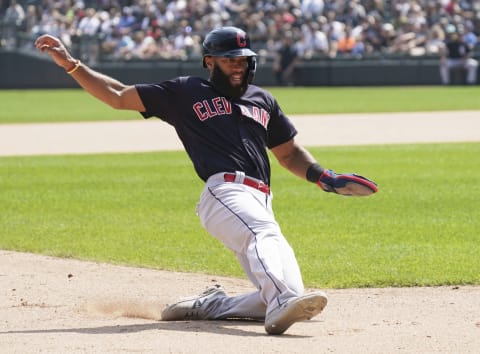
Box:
[206,55,250,99]
[214,57,249,87]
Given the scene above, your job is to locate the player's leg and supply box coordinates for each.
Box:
[197,180,305,316]
[207,250,266,319]
[440,59,451,84]
[465,58,478,84]
[210,238,303,320]
[198,179,327,334]
[162,175,326,333]
[209,288,267,320]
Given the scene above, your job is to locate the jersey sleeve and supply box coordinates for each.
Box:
[135,78,184,124]
[266,97,297,149]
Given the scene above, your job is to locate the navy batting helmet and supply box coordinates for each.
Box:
[202,27,257,83]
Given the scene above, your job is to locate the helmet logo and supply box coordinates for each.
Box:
[237,32,247,48]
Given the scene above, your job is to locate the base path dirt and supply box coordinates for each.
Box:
[1,111,480,353]
[1,111,480,156]
[1,251,479,354]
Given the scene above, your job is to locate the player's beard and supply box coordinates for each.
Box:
[210,64,248,99]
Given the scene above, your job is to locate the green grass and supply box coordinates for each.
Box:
[268,86,480,114]
[0,89,137,123]
[2,86,480,123]
[1,144,479,288]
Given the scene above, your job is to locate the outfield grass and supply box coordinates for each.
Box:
[0,89,137,123]
[1,144,479,288]
[2,86,480,123]
[269,86,480,114]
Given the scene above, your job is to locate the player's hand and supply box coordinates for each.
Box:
[317,169,378,196]
[34,34,77,71]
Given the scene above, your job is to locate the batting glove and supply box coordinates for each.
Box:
[318,169,378,196]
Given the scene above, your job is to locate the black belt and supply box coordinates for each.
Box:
[223,173,270,194]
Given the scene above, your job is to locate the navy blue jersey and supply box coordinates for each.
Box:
[445,39,470,59]
[136,77,297,185]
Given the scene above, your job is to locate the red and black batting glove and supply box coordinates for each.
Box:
[306,163,378,197]
[318,169,378,196]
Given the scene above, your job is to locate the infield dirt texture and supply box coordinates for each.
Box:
[1,112,479,353]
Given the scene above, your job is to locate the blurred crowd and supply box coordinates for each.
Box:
[1,0,479,64]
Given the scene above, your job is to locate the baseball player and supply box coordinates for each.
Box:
[35,27,378,335]
[440,24,478,85]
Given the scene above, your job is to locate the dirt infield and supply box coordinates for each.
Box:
[1,112,480,353]
[1,250,479,353]
[1,111,480,156]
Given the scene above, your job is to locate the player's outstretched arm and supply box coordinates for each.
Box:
[34,34,145,112]
[271,138,378,196]
[271,138,317,180]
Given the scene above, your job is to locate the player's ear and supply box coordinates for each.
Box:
[204,56,214,70]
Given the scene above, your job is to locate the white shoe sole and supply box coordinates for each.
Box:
[265,292,328,335]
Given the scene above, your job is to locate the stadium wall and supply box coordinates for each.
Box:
[0,50,474,88]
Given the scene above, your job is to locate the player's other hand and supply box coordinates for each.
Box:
[318,169,378,196]
[34,34,76,71]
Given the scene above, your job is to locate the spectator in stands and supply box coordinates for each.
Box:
[440,24,478,84]
[459,22,478,50]
[76,7,100,36]
[110,28,135,60]
[337,25,357,55]
[23,4,40,35]
[126,30,153,60]
[378,22,397,54]
[173,23,201,60]
[424,24,446,55]
[408,22,430,56]
[244,12,269,45]
[154,1,175,29]
[298,21,329,58]
[323,9,344,41]
[76,7,101,64]
[117,6,137,34]
[325,22,339,58]
[300,0,324,19]
[424,0,444,27]
[101,27,122,59]
[337,1,365,28]
[98,10,116,37]
[361,14,383,54]
[1,0,25,48]
[30,6,63,39]
[389,21,418,55]
[5,0,480,66]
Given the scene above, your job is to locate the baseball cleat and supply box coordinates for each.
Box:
[265,291,328,335]
[161,284,226,321]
